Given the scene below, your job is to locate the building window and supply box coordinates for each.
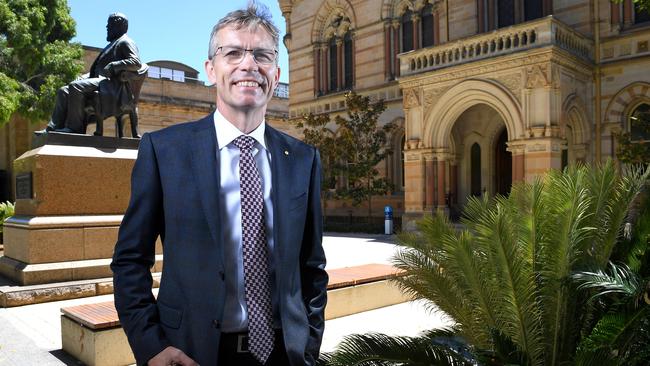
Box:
[147,66,185,82]
[524,0,543,21]
[344,32,353,89]
[498,0,516,28]
[328,38,337,92]
[401,10,414,52]
[148,66,160,78]
[635,3,650,24]
[630,103,650,141]
[421,4,435,48]
[485,0,549,31]
[471,143,482,196]
[316,14,354,95]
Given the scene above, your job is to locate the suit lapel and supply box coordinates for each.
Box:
[265,126,292,263]
[190,114,223,248]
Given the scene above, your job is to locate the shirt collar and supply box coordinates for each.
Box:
[213,109,267,151]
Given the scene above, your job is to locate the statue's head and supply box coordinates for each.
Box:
[106,13,128,42]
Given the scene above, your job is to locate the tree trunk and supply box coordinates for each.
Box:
[367,177,372,225]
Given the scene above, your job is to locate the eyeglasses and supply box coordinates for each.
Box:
[213,46,278,65]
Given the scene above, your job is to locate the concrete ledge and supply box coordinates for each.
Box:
[0,273,162,308]
[4,215,124,229]
[325,280,411,319]
[0,255,163,286]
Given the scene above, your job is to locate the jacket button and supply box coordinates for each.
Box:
[212,319,220,328]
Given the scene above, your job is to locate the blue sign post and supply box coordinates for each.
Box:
[384,205,393,235]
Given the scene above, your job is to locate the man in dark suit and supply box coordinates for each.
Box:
[111,3,327,366]
[43,12,141,133]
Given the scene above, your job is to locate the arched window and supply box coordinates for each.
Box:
[471,143,482,196]
[635,3,650,24]
[343,32,353,90]
[421,4,435,48]
[401,10,414,52]
[630,103,650,141]
[315,14,354,95]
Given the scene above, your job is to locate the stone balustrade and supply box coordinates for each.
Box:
[399,16,593,77]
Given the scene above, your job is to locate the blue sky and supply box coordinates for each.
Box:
[67,0,289,83]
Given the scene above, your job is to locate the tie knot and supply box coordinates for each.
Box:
[234,135,256,151]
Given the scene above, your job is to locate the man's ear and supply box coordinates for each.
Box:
[273,66,281,89]
[204,59,217,85]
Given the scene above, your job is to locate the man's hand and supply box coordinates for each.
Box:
[148,346,199,366]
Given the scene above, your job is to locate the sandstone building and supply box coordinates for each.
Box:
[278,0,650,226]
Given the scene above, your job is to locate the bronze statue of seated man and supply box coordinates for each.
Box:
[41,12,142,136]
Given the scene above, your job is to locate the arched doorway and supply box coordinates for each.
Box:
[449,104,511,206]
[494,128,512,196]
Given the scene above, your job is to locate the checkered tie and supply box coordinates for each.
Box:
[234,135,275,363]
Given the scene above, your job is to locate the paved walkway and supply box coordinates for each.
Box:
[0,234,451,365]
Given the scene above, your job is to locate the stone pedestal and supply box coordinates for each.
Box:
[0,134,162,286]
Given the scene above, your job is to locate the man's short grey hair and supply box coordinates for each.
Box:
[208,1,280,60]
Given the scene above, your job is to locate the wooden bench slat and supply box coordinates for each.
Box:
[61,263,405,330]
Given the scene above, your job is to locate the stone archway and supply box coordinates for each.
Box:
[424,78,524,149]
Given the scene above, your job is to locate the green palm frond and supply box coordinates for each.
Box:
[587,162,650,267]
[465,195,544,365]
[392,236,493,348]
[573,262,642,300]
[325,329,474,366]
[575,307,650,366]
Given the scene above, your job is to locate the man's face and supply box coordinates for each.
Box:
[204,25,280,116]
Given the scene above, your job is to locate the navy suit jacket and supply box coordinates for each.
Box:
[111,114,328,366]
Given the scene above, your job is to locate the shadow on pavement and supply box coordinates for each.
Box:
[49,350,85,366]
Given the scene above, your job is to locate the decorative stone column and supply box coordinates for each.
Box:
[384,21,392,80]
[623,0,633,27]
[424,152,435,211]
[392,20,400,77]
[403,143,426,230]
[449,159,458,205]
[435,150,448,212]
[314,43,321,95]
[412,14,420,50]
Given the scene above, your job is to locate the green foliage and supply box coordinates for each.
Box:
[0,0,84,126]
[323,328,475,366]
[0,201,15,235]
[571,189,650,366]
[295,112,340,191]
[323,161,650,366]
[295,92,396,221]
[334,92,396,212]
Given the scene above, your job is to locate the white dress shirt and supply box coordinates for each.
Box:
[213,110,277,332]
